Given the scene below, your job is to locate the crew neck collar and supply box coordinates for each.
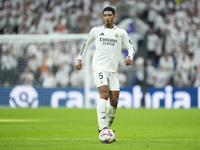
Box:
[103,25,116,29]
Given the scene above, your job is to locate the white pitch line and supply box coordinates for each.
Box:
[1,138,200,142]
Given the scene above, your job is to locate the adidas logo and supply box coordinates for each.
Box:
[99,33,104,36]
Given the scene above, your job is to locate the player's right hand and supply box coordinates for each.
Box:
[76,59,82,70]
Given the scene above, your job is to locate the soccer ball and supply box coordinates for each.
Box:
[99,129,115,144]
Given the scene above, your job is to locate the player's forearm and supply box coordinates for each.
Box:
[77,40,90,60]
[127,46,136,60]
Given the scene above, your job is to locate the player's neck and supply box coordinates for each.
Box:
[105,24,114,29]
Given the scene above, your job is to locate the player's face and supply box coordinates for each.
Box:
[103,11,116,28]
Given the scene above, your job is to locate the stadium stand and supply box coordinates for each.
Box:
[0,0,200,88]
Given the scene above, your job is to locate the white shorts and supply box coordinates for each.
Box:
[92,69,120,91]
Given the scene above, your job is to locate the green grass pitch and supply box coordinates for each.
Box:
[0,108,200,150]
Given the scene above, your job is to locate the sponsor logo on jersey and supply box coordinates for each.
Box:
[100,38,117,43]
[99,33,104,36]
[100,37,117,46]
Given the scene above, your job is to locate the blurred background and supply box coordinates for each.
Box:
[0,0,200,108]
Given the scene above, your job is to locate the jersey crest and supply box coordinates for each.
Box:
[115,33,119,38]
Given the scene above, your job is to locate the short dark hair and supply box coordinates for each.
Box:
[103,7,115,15]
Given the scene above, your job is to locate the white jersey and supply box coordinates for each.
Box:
[78,25,136,72]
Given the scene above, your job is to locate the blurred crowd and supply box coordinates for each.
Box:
[0,0,200,88]
[132,0,200,88]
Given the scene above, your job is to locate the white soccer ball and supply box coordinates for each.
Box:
[99,129,115,144]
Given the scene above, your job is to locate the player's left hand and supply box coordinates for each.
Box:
[76,59,82,70]
[123,56,132,66]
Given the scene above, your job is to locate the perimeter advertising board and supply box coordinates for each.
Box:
[0,85,199,109]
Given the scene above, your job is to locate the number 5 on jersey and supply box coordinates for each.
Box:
[99,72,103,79]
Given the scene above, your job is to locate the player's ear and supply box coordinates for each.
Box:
[102,14,105,20]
